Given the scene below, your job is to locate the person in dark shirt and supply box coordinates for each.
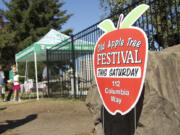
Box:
[6,65,16,101]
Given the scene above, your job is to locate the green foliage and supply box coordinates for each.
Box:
[149,0,179,48]
[0,0,72,66]
[100,0,180,50]
[18,61,44,81]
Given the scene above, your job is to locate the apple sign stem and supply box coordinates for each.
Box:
[117,14,124,29]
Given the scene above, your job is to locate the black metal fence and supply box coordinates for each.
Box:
[47,0,180,99]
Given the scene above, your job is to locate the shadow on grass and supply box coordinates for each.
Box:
[0,107,7,111]
[0,114,37,134]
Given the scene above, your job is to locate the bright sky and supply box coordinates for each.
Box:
[62,0,108,34]
[0,0,109,34]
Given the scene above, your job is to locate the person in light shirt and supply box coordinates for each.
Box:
[42,63,47,80]
[42,63,51,80]
[12,70,21,102]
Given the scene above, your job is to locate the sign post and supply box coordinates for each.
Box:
[94,3,149,122]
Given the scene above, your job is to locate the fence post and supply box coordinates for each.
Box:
[71,35,77,98]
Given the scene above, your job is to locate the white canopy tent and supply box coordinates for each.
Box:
[15,29,69,99]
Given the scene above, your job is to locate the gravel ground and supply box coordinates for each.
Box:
[0,98,94,135]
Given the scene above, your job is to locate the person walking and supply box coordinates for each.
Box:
[0,64,5,102]
[6,65,16,101]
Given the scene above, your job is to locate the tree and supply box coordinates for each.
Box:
[99,0,180,50]
[0,0,72,65]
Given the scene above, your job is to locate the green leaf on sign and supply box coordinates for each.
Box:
[98,19,116,33]
[120,4,149,29]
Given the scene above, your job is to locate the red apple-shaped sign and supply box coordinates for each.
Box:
[94,4,149,115]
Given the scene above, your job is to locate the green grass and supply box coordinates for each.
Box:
[0,90,87,103]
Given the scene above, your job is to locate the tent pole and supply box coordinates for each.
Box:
[25,60,28,81]
[27,61,29,80]
[16,62,18,71]
[34,51,39,100]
